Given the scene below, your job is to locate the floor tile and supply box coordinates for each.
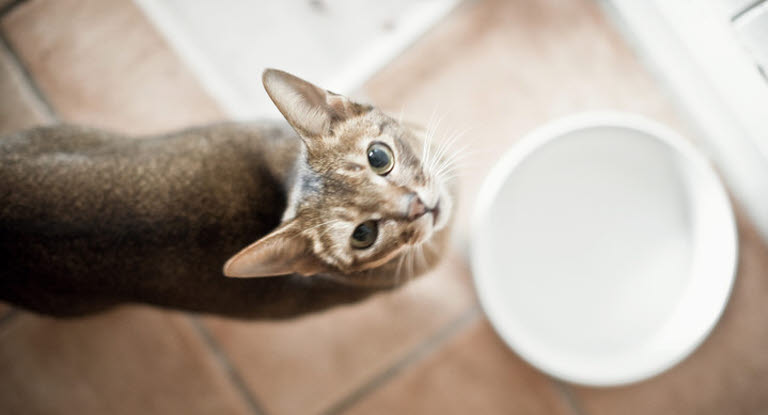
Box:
[0,307,253,415]
[571,209,768,415]
[204,251,475,415]
[344,318,576,415]
[364,0,691,242]
[0,35,51,135]
[1,0,224,135]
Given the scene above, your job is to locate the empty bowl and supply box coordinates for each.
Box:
[471,112,737,386]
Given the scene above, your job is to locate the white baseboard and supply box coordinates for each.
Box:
[602,0,768,242]
[133,0,460,120]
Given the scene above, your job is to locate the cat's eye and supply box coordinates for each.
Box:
[367,143,394,175]
[350,220,378,249]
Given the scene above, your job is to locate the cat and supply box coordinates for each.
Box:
[0,69,457,319]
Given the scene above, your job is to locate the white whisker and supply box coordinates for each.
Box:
[416,244,428,274]
[408,249,416,281]
[436,157,465,176]
[437,174,461,183]
[395,250,407,285]
[423,110,445,172]
[429,127,468,175]
[434,145,469,175]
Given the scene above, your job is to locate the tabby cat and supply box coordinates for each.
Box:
[0,69,457,318]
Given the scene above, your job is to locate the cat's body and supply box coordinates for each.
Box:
[0,70,456,318]
[1,121,315,317]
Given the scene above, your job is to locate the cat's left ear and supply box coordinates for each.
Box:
[223,219,322,278]
[262,68,371,138]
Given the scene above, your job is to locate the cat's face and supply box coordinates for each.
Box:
[293,109,454,274]
[223,69,456,284]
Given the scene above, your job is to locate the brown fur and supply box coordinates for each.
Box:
[0,69,457,318]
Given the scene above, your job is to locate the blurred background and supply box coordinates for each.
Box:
[1,0,768,414]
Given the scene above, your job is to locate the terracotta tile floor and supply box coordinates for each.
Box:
[203,254,475,415]
[0,308,255,415]
[343,319,576,415]
[1,0,224,135]
[1,0,767,414]
[0,32,51,134]
[573,210,768,415]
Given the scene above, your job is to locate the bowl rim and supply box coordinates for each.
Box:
[470,111,738,386]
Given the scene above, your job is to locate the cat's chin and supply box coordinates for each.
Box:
[429,192,452,234]
[405,194,451,248]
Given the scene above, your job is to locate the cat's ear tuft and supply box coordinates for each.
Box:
[262,68,371,138]
[223,219,322,278]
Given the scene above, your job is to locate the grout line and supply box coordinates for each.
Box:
[732,0,767,21]
[0,28,58,121]
[758,65,768,83]
[553,380,589,415]
[320,305,482,415]
[0,0,27,17]
[188,316,268,415]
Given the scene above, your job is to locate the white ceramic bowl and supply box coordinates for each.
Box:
[471,113,737,386]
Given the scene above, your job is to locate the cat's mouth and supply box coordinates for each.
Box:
[406,194,449,246]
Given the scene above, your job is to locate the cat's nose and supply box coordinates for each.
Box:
[406,194,427,220]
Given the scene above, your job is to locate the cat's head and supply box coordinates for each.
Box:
[223,69,456,286]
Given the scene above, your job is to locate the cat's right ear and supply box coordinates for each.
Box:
[223,219,322,278]
[262,68,371,139]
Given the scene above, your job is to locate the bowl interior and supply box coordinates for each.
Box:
[472,118,736,386]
